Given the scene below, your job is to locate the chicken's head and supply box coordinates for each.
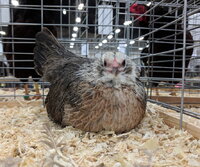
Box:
[93,52,140,87]
[78,52,140,88]
[130,3,148,23]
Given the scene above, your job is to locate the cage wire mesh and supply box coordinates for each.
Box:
[0,0,200,122]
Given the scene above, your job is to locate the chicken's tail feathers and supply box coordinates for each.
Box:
[33,27,66,76]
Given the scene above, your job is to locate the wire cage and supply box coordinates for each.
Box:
[0,0,200,120]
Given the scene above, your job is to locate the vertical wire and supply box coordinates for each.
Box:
[115,0,119,53]
[126,0,130,56]
[60,0,63,39]
[10,3,16,99]
[41,0,45,106]
[86,0,88,57]
[172,0,179,82]
[180,0,187,129]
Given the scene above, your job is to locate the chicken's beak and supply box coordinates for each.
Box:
[111,67,120,76]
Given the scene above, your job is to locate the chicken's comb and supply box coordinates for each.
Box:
[130,3,147,14]
[130,3,139,13]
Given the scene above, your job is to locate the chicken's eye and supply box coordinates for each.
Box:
[122,60,126,67]
[104,60,107,67]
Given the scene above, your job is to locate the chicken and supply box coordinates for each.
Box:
[33,28,147,133]
[4,0,57,100]
[130,3,193,88]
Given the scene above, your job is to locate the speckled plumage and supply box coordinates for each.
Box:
[34,28,147,133]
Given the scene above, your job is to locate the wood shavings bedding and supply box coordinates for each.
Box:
[150,88,200,98]
[152,91,200,97]
[151,91,200,97]
[188,108,200,114]
[150,103,200,128]
[0,101,200,167]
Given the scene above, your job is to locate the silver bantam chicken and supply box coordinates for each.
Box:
[34,28,147,133]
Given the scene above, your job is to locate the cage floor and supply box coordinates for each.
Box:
[0,97,200,167]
